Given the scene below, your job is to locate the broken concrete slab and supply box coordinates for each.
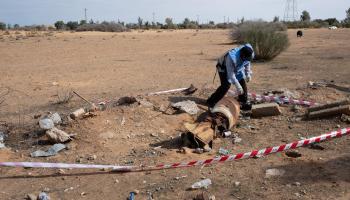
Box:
[46,128,71,143]
[252,103,282,118]
[307,99,350,113]
[31,143,66,157]
[171,100,199,115]
[307,105,350,119]
[48,112,62,125]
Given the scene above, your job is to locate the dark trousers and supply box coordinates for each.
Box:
[207,65,248,108]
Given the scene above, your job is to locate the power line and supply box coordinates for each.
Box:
[284,0,298,21]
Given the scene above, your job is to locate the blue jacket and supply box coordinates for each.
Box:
[218,44,254,84]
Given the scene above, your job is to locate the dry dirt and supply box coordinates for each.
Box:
[0,29,350,200]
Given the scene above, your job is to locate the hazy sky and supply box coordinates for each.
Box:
[0,0,349,25]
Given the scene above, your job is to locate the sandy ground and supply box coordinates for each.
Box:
[0,29,350,200]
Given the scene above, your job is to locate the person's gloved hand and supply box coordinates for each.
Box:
[246,75,251,83]
[235,83,244,95]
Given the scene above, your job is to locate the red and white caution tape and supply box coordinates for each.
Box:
[228,90,320,107]
[1,128,349,172]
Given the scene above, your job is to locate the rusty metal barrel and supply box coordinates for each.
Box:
[211,97,240,129]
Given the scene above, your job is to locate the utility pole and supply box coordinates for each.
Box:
[224,16,226,23]
[84,8,87,22]
[152,12,155,24]
[196,15,200,24]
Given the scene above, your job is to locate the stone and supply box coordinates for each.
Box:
[0,131,5,149]
[171,100,199,115]
[46,128,71,143]
[252,103,282,118]
[31,144,66,157]
[99,131,115,139]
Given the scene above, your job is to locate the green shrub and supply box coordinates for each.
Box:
[232,21,290,61]
[76,21,128,32]
[0,22,6,30]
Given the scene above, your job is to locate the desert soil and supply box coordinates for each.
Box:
[0,28,350,200]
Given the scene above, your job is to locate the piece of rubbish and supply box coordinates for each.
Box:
[265,168,286,178]
[307,104,350,119]
[128,192,135,200]
[39,118,55,130]
[191,178,212,190]
[341,114,350,123]
[38,192,50,200]
[70,108,86,120]
[285,150,302,158]
[46,128,71,143]
[31,144,66,157]
[48,112,62,125]
[116,96,137,106]
[73,91,94,106]
[252,103,282,118]
[193,148,204,154]
[218,147,231,155]
[223,131,232,137]
[171,100,199,115]
[233,135,242,144]
[0,131,5,149]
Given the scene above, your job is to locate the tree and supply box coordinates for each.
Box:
[165,17,176,29]
[14,24,20,29]
[79,20,87,25]
[54,21,65,30]
[324,18,339,26]
[273,16,280,22]
[137,17,143,28]
[300,10,311,22]
[66,21,79,30]
[346,7,350,20]
[0,22,6,30]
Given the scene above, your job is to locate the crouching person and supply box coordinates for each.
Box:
[207,43,254,111]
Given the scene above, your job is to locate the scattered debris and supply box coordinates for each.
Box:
[171,100,199,115]
[265,168,286,178]
[223,131,232,137]
[218,147,231,156]
[48,112,62,125]
[306,99,350,119]
[137,98,154,108]
[285,150,302,158]
[38,192,50,200]
[31,143,66,157]
[308,81,350,93]
[148,84,196,96]
[128,191,136,200]
[70,108,86,120]
[234,182,241,187]
[46,128,71,143]
[252,103,282,118]
[0,131,5,149]
[193,192,214,200]
[26,193,37,200]
[232,133,242,144]
[39,118,55,130]
[190,178,212,190]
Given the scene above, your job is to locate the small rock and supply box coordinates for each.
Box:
[191,178,212,189]
[0,131,6,149]
[26,193,37,200]
[285,150,302,158]
[300,189,307,195]
[179,147,192,154]
[234,181,241,187]
[171,100,199,115]
[132,189,140,194]
[115,179,119,183]
[42,188,50,192]
[80,192,87,196]
[265,168,286,178]
[336,124,341,128]
[341,114,350,123]
[46,128,71,143]
[209,195,216,200]
[38,192,50,200]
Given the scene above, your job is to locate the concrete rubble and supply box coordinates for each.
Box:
[171,100,199,115]
[31,143,66,157]
[306,99,350,119]
[46,127,71,143]
[252,103,282,118]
